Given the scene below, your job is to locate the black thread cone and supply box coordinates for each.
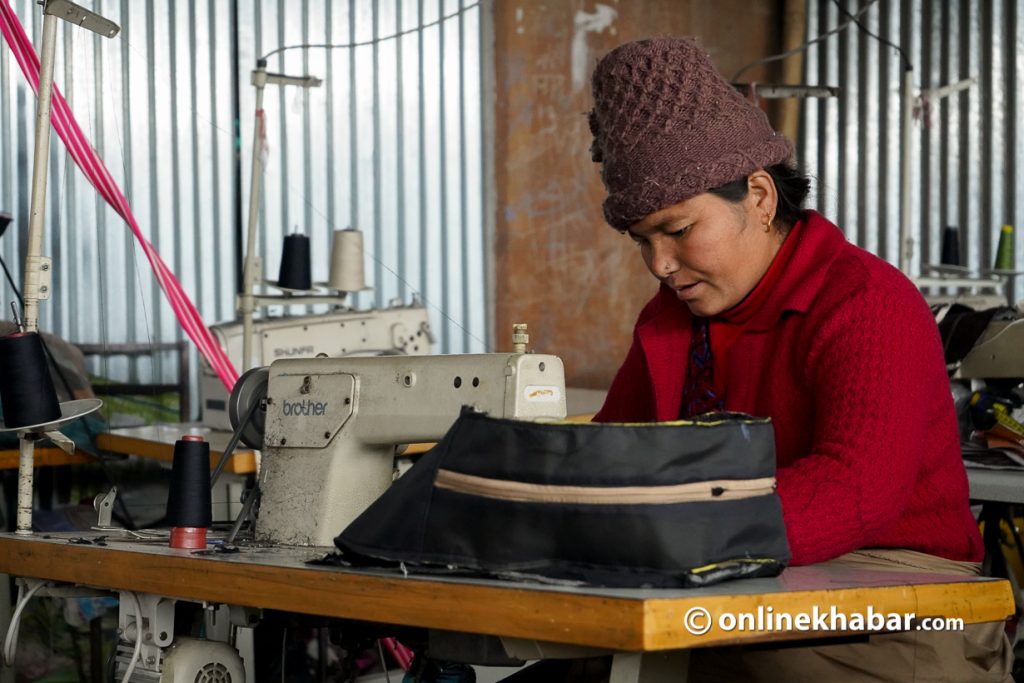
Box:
[0,332,61,427]
[277,234,312,290]
[941,226,961,266]
[166,437,212,528]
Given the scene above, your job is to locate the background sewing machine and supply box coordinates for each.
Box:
[916,268,1012,311]
[954,314,1024,380]
[199,300,434,430]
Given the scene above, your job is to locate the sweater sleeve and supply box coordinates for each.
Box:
[593,328,656,423]
[775,277,955,565]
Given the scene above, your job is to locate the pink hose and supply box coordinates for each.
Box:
[0,1,238,390]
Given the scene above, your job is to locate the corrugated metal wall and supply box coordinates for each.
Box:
[801,0,1023,303]
[0,0,487,406]
[0,0,239,390]
[237,0,488,354]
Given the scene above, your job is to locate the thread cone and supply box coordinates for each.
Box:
[941,226,961,266]
[994,224,1015,271]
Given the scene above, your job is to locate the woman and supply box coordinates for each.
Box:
[588,37,1011,682]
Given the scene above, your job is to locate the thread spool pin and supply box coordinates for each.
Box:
[512,323,529,354]
[10,302,23,333]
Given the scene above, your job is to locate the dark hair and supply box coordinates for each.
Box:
[706,163,811,232]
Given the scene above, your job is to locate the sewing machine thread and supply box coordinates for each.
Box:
[167,435,212,549]
[0,331,61,427]
[277,233,313,291]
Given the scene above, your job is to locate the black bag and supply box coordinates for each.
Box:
[334,409,790,588]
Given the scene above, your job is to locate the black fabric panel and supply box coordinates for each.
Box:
[334,410,790,588]
[441,411,775,486]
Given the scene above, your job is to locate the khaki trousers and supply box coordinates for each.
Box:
[688,549,1014,683]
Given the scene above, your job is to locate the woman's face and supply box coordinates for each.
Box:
[625,171,783,317]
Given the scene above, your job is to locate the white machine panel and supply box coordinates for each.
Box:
[264,372,355,449]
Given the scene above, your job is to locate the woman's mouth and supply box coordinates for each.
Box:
[672,281,701,300]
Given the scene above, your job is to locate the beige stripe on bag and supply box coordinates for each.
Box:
[434,469,776,505]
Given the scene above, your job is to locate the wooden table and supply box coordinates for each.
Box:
[95,423,258,475]
[0,447,94,469]
[0,531,1013,681]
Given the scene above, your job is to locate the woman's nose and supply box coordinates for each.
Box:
[650,242,679,278]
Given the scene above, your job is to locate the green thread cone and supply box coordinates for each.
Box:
[994,224,1015,271]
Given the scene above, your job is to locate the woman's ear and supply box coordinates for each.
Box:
[746,170,778,222]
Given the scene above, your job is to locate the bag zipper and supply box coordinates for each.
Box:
[435,470,776,505]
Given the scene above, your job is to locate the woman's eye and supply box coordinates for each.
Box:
[669,225,691,237]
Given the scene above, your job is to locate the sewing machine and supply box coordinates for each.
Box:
[16,349,565,681]
[231,351,567,546]
[200,300,434,430]
[954,315,1024,379]
[916,273,1010,311]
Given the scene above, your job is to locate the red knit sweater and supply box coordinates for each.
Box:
[594,211,983,565]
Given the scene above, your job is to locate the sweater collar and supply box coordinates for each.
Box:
[741,209,845,332]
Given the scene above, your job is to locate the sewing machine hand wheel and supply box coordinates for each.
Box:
[229,367,269,449]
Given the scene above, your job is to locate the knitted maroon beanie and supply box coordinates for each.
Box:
[589,37,794,231]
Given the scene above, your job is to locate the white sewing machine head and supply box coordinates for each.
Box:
[201,301,434,430]
[231,352,566,547]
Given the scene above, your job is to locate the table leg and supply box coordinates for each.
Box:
[609,650,690,683]
[981,503,1008,578]
[89,616,103,682]
[0,574,12,683]
[235,627,255,683]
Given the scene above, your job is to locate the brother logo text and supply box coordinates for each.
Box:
[282,400,329,416]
